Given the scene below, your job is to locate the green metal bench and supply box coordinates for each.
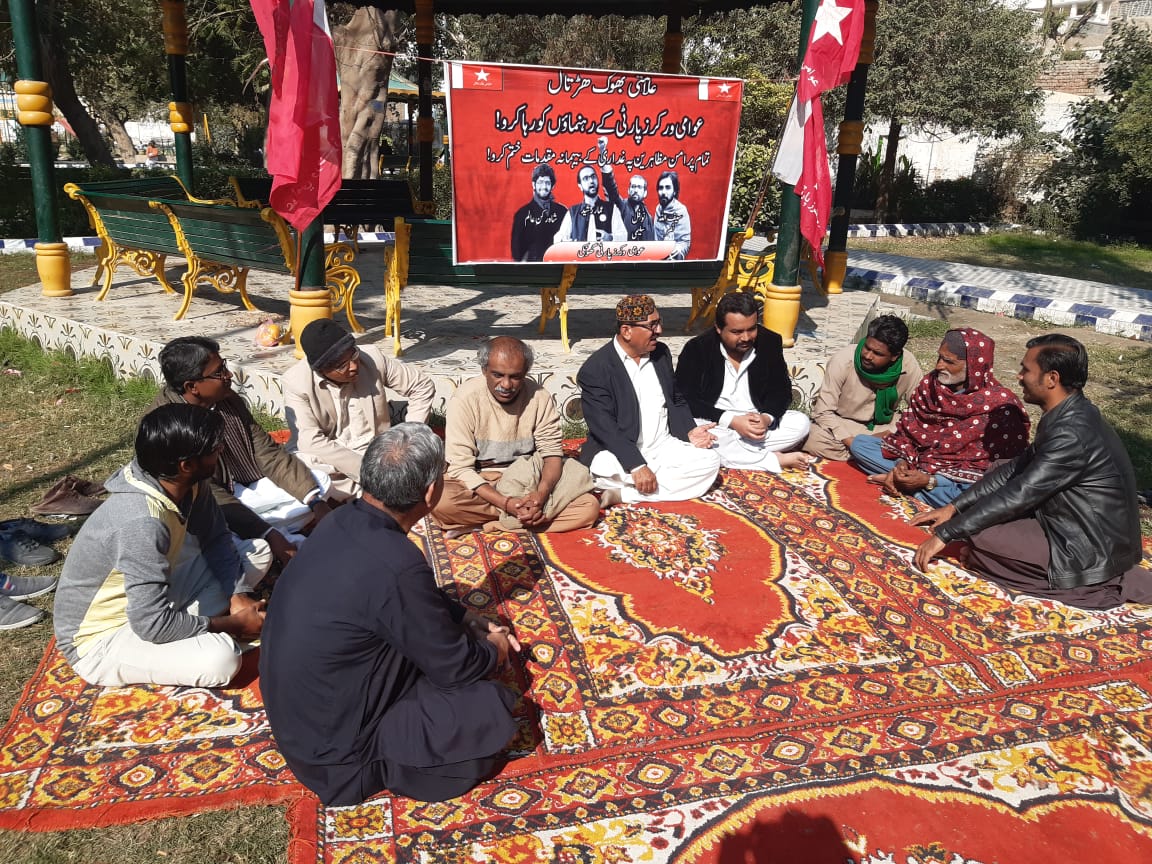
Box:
[64,176,228,303]
[151,199,361,328]
[229,176,418,248]
[383,217,748,356]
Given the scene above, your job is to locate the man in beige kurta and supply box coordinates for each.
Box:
[284,320,435,498]
[804,315,924,460]
[433,337,598,537]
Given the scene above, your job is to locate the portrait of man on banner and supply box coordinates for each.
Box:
[446,63,743,266]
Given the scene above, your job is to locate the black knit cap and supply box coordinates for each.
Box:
[300,318,356,371]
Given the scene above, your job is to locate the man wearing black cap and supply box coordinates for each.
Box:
[284,319,435,499]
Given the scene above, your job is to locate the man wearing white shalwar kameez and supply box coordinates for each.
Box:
[675,292,811,474]
[578,295,720,503]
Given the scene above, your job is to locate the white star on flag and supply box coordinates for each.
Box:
[718,82,731,94]
[811,0,852,45]
[475,68,490,83]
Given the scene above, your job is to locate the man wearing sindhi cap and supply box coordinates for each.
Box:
[577,295,720,503]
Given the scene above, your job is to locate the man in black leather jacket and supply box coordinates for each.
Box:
[910,334,1151,609]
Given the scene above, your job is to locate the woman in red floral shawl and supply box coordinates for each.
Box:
[847,328,1030,507]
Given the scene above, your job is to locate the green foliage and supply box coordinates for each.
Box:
[0,156,127,237]
[1036,24,1152,242]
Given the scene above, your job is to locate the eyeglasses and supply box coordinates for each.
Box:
[323,350,359,376]
[629,318,663,332]
[198,359,231,381]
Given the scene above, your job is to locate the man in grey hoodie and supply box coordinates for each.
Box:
[54,404,265,688]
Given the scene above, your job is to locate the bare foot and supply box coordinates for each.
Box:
[443,526,480,540]
[779,452,812,471]
[597,487,623,508]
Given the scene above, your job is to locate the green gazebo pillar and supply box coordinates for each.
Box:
[825,0,878,295]
[764,0,818,348]
[9,0,72,297]
[161,0,194,189]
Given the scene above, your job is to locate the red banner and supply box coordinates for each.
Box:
[445,63,743,265]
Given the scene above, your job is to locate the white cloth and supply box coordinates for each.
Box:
[233,536,274,591]
[590,340,720,502]
[713,345,760,429]
[233,468,331,537]
[700,411,812,473]
[72,534,242,688]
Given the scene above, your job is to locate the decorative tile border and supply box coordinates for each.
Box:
[1,232,395,255]
[843,268,1152,343]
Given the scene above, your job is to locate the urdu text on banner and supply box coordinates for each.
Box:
[445,63,744,265]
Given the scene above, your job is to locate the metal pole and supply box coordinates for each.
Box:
[161,0,194,189]
[414,0,435,213]
[763,0,818,347]
[825,0,878,295]
[9,0,72,297]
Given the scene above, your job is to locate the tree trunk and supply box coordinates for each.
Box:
[334,7,398,180]
[39,33,117,168]
[103,114,139,164]
[876,117,902,223]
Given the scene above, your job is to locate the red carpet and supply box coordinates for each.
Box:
[0,648,300,830]
[2,461,1150,860]
[287,462,1152,863]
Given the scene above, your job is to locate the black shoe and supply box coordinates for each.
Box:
[0,518,71,543]
[0,529,61,566]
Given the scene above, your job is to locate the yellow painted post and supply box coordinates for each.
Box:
[14,79,72,298]
[289,289,334,360]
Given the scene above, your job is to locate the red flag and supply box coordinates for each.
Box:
[775,0,864,266]
[250,0,342,232]
[798,0,866,103]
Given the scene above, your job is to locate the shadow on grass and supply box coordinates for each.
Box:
[0,432,137,503]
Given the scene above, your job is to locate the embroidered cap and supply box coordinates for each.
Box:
[616,294,656,325]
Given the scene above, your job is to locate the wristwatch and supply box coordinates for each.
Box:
[925,474,938,491]
[306,495,326,511]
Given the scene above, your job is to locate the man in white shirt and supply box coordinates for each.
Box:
[675,292,811,472]
[577,295,720,503]
[284,319,436,499]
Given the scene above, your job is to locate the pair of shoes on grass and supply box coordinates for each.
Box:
[0,518,70,567]
[0,571,58,631]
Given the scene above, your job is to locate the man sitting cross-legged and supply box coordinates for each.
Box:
[432,337,598,538]
[153,336,334,581]
[849,327,1030,507]
[578,294,720,503]
[284,319,435,500]
[54,404,265,688]
[804,314,924,461]
[912,334,1152,610]
[675,291,812,473]
[260,424,520,806]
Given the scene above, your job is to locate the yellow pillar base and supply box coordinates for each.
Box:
[36,243,73,298]
[823,250,847,296]
[761,283,802,348]
[288,288,332,359]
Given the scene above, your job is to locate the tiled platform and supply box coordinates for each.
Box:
[0,246,878,419]
[846,250,1152,343]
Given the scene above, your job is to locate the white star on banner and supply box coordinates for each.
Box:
[811,0,852,45]
[475,68,490,83]
[718,82,731,94]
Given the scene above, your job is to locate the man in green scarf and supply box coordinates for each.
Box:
[804,315,924,461]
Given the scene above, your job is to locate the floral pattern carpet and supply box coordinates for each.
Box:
[2,462,1151,863]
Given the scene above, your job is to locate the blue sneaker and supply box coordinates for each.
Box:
[0,596,43,630]
[1,572,58,600]
[0,529,60,566]
[0,518,71,543]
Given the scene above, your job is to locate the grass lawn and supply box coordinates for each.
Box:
[849,232,1152,291]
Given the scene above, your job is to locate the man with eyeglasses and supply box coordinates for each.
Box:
[284,319,435,499]
[577,295,720,503]
[153,336,333,582]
